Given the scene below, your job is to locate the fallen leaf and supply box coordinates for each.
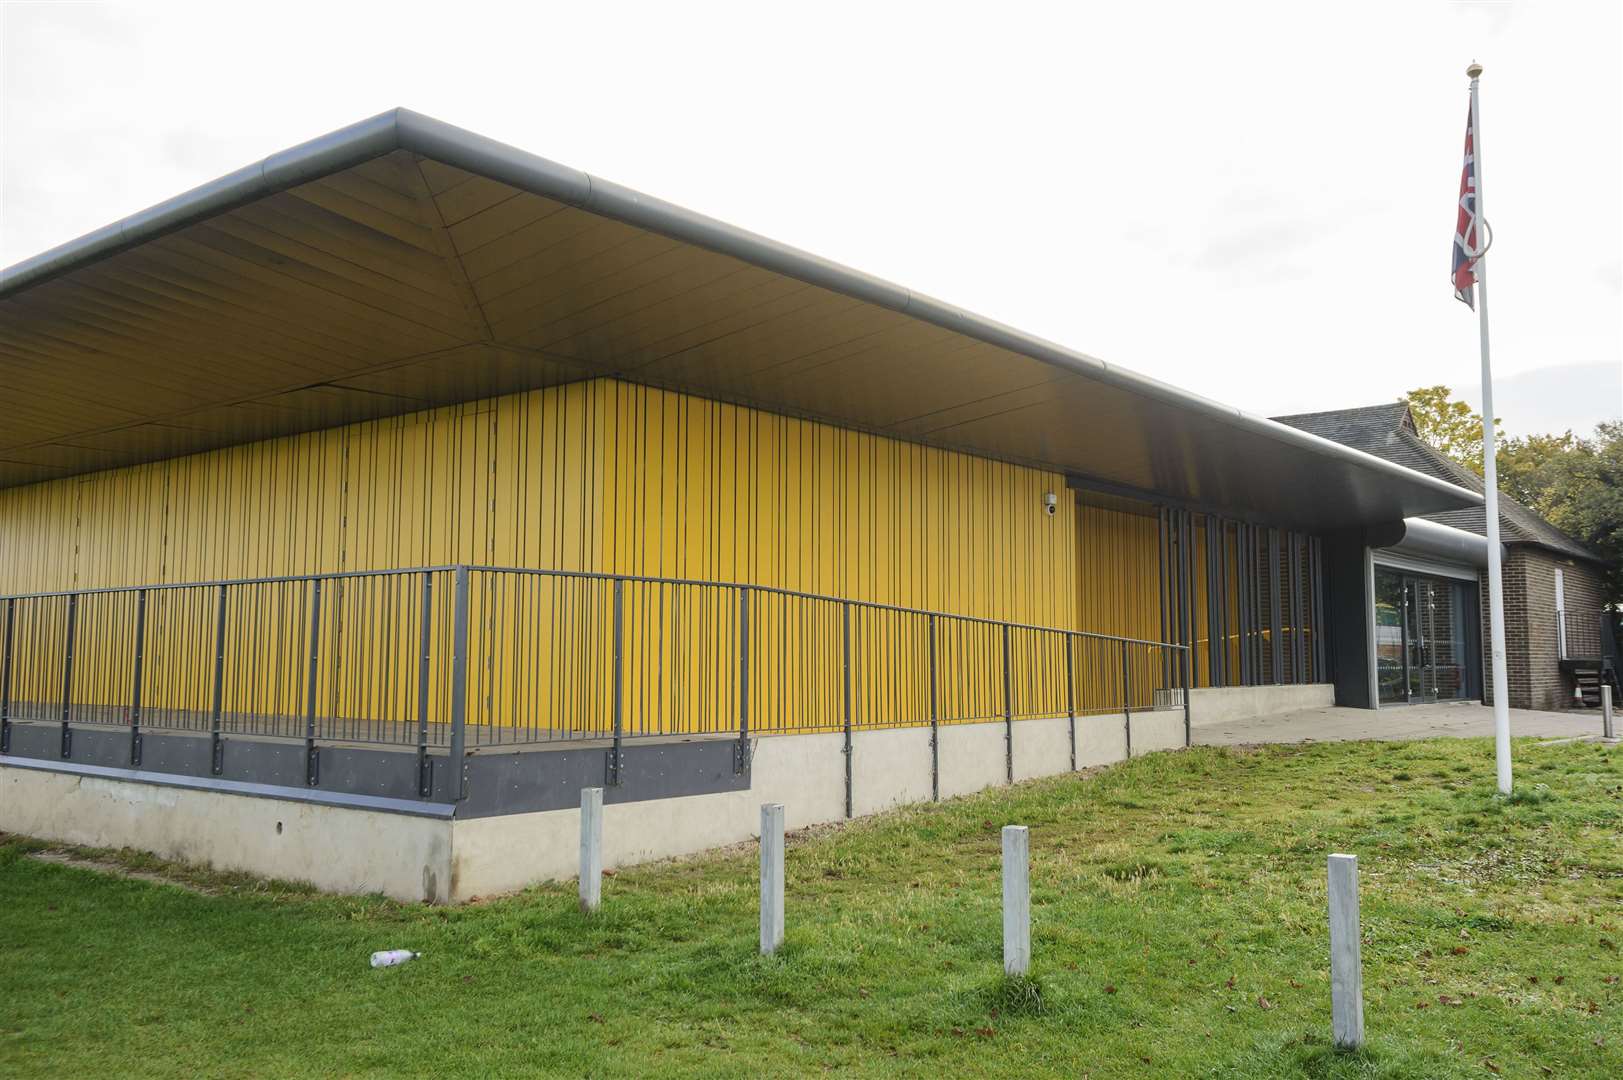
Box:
[951,1027,965,1038]
[1104,985,1117,995]
[1482,1059,1500,1074]
[1288,979,1303,989]
[1414,1000,1430,1010]
[1554,976,1566,985]
[1257,996,1274,1011]
[1225,976,1236,990]
[858,988,870,999]
[1451,946,1470,956]
[1438,995,1462,1006]
[975,1027,995,1039]
[588,1013,604,1024]
[1528,976,1539,985]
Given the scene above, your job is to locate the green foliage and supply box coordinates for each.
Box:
[1499,420,1623,603]
[1402,386,1500,476]
[1404,387,1621,605]
[2,739,1621,1078]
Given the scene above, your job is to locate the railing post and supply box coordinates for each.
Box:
[1120,639,1132,758]
[60,593,77,759]
[130,589,147,767]
[609,577,624,786]
[736,585,750,776]
[209,585,227,775]
[1002,623,1013,784]
[0,598,14,755]
[842,601,853,819]
[1065,632,1077,771]
[303,579,322,786]
[415,574,434,797]
[447,566,470,802]
[1183,644,1192,747]
[929,614,940,800]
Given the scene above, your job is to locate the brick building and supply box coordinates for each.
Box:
[1278,402,1616,711]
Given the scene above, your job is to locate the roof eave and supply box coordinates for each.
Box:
[0,107,1484,517]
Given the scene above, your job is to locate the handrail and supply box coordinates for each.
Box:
[0,562,1198,800]
[0,564,1190,653]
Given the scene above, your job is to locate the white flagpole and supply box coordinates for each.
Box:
[1469,62,1513,795]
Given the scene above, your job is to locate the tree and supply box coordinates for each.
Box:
[1403,388,1621,607]
[1496,430,1586,510]
[1503,421,1623,606]
[1402,385,1501,475]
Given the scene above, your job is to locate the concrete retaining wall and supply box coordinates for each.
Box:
[1189,683,1334,724]
[0,764,454,902]
[3,706,1196,903]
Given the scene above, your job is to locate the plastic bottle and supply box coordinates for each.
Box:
[370,949,420,968]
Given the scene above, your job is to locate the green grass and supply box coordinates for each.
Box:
[2,737,1621,1078]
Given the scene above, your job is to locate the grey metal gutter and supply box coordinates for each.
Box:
[0,108,1483,511]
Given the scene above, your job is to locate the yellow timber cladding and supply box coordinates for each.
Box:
[2,380,1187,737]
[0,378,1085,627]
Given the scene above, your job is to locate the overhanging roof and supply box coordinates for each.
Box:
[0,108,1480,530]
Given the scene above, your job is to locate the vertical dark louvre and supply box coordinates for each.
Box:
[1157,507,1169,687]
[1204,515,1217,686]
[1267,528,1282,684]
[1180,509,1195,690]
[1286,532,1300,683]
[1311,535,1327,681]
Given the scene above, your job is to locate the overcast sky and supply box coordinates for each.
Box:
[3,0,1619,437]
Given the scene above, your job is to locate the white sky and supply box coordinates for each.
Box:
[3,0,1619,436]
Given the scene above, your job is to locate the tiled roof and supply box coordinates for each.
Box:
[1273,402,1599,563]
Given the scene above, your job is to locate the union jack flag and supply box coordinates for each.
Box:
[1452,105,1481,308]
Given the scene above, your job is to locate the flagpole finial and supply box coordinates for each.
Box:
[1467,62,1483,78]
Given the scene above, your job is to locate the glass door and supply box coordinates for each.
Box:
[1375,567,1475,705]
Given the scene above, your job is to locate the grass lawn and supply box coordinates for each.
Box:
[2,737,1620,1078]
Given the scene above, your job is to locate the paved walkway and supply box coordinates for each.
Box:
[1192,701,1613,747]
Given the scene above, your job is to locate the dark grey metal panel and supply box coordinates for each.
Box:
[1,722,455,804]
[456,738,750,819]
[3,722,748,819]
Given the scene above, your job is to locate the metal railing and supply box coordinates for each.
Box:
[1560,609,1617,663]
[0,565,1191,797]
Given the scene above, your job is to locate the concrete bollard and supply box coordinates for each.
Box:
[1327,853,1364,1050]
[1604,684,1615,740]
[759,803,785,955]
[579,786,603,913]
[1002,825,1030,976]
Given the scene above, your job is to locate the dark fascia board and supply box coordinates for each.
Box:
[1,108,1483,514]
